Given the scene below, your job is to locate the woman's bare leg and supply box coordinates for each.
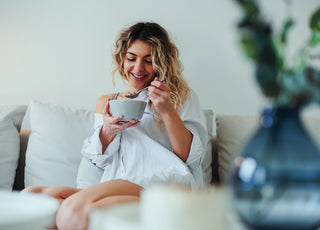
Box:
[22,186,82,229]
[23,186,81,229]
[22,186,81,203]
[90,195,140,210]
[56,180,143,230]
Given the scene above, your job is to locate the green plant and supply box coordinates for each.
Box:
[235,0,320,108]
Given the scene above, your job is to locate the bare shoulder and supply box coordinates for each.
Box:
[95,94,114,114]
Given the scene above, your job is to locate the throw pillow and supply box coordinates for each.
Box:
[24,101,94,187]
[0,105,27,190]
[215,115,258,184]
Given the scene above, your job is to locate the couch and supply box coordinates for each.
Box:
[2,101,320,191]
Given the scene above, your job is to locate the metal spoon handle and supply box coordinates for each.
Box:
[125,87,148,99]
[125,79,164,99]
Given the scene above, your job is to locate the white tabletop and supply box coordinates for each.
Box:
[0,190,59,230]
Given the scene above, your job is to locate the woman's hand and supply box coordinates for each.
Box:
[148,77,173,114]
[149,77,193,162]
[100,99,139,151]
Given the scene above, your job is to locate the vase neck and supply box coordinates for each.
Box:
[261,105,301,128]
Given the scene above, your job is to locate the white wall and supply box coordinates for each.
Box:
[1,0,320,119]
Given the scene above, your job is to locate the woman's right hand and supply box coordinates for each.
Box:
[99,99,139,150]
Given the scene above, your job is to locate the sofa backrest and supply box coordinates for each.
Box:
[215,114,320,184]
[0,105,27,191]
[13,101,215,190]
[13,108,320,190]
[13,129,30,190]
[16,130,218,190]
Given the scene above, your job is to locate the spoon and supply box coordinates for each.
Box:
[125,79,164,99]
[125,87,148,99]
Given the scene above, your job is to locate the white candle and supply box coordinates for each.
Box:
[140,184,228,230]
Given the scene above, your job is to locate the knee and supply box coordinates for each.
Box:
[22,186,46,193]
[89,195,140,211]
[22,186,61,197]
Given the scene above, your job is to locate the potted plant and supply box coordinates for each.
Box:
[236,0,320,106]
[230,1,320,229]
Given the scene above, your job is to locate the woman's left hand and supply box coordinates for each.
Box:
[148,77,172,114]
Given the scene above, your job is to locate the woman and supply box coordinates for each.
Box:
[24,22,208,230]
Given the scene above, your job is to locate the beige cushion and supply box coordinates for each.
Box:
[202,109,213,184]
[215,115,258,184]
[216,114,320,184]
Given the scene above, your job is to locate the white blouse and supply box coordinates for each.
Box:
[81,90,208,188]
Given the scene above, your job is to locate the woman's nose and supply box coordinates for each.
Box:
[134,60,145,72]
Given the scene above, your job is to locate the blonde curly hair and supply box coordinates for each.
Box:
[112,22,190,123]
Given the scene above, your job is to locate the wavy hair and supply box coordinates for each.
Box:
[112,22,190,123]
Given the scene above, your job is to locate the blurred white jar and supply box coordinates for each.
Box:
[140,184,228,230]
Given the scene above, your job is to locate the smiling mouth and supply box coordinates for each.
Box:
[131,72,147,80]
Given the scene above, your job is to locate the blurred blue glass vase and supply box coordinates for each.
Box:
[230,106,320,230]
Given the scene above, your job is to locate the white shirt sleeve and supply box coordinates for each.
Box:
[179,90,208,184]
[81,113,121,169]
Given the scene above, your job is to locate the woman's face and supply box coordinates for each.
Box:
[124,39,156,92]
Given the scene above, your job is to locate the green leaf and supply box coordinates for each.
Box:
[310,7,320,31]
[293,57,306,72]
[280,18,294,44]
[309,29,320,46]
[255,63,281,98]
[239,36,259,60]
[271,38,284,70]
[237,0,260,21]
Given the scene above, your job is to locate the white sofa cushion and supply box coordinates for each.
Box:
[0,105,27,190]
[25,100,94,187]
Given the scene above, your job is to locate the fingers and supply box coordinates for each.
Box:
[150,77,170,92]
[112,120,140,135]
[118,120,140,127]
[149,78,170,98]
[105,100,127,124]
[112,115,125,124]
[104,105,139,127]
[148,77,173,114]
[110,117,140,128]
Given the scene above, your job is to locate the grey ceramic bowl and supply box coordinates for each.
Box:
[109,100,147,122]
